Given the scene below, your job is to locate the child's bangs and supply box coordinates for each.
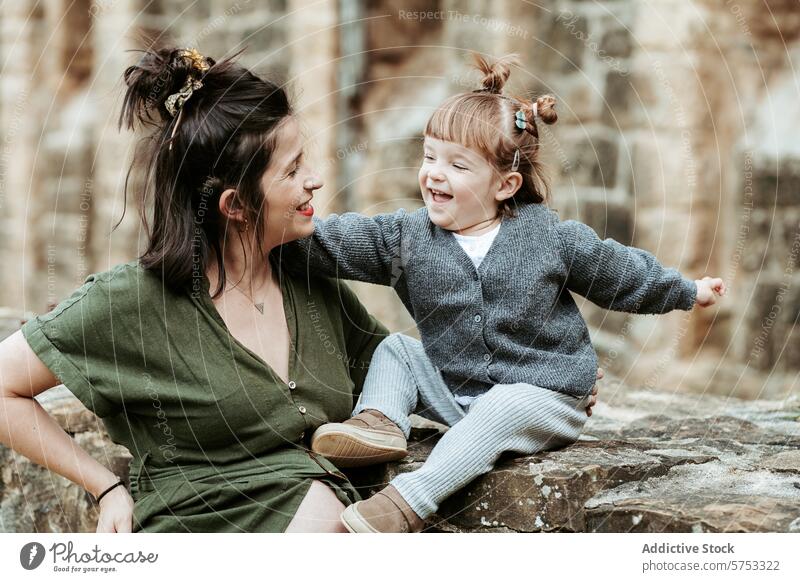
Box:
[424,95,504,163]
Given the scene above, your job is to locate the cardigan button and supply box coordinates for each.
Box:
[288,380,297,390]
[298,406,307,414]
[483,353,491,362]
[474,314,482,323]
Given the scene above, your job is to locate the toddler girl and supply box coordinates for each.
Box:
[284,54,726,532]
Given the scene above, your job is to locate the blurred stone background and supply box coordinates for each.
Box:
[0,0,798,404]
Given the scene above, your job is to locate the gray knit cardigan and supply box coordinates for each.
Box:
[281,202,697,398]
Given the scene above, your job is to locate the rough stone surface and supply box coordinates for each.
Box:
[2,379,799,532]
[0,387,131,533]
[347,383,800,533]
[582,200,634,245]
[560,135,619,188]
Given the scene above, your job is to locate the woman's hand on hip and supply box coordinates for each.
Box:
[586,367,603,417]
[96,486,134,533]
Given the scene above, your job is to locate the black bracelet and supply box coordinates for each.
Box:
[95,480,125,504]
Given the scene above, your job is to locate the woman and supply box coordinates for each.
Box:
[0,46,386,533]
[0,46,599,533]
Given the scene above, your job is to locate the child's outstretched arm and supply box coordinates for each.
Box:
[277,209,407,287]
[555,219,722,314]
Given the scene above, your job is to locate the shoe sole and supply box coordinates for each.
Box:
[310,425,408,468]
[340,503,379,533]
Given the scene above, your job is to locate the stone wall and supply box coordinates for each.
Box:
[0,1,797,403]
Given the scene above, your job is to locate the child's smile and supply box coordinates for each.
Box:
[427,186,454,204]
[418,136,519,236]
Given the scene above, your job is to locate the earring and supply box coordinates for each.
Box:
[244,219,249,233]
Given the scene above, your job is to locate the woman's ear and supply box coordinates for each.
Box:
[495,172,523,203]
[218,188,246,223]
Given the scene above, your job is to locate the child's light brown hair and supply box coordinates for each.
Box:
[425,53,557,217]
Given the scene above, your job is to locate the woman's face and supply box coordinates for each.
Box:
[259,116,321,247]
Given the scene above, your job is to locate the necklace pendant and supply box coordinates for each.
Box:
[254,303,265,314]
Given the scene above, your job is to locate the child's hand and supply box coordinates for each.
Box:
[694,276,727,308]
[586,367,603,417]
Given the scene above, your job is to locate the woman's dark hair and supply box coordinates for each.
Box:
[118,45,292,298]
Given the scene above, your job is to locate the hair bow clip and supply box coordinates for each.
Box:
[181,48,210,74]
[164,48,209,150]
[165,76,204,118]
[515,109,527,130]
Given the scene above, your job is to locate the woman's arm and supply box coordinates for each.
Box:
[555,219,698,314]
[0,330,133,532]
[277,209,409,286]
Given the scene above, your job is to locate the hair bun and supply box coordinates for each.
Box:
[535,95,557,125]
[472,53,521,94]
[119,46,215,130]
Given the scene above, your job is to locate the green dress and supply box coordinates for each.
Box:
[21,259,388,532]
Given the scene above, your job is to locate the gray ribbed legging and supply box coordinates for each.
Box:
[353,333,591,520]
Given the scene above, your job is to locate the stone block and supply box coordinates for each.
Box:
[370,0,443,64]
[599,26,633,60]
[539,9,587,74]
[601,66,667,129]
[752,158,800,207]
[782,214,800,259]
[582,199,634,245]
[545,77,601,125]
[627,207,695,270]
[746,280,783,371]
[586,492,800,533]
[238,21,289,59]
[560,134,618,188]
[740,210,778,273]
[632,0,705,52]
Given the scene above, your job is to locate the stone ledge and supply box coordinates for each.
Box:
[1,382,799,532]
[346,385,800,533]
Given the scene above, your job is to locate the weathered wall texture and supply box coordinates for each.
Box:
[0,0,798,406]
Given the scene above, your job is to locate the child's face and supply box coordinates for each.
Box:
[418,137,513,234]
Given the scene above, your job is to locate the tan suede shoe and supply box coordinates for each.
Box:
[310,409,408,468]
[340,485,425,533]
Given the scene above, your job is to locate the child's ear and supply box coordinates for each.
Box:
[495,172,523,203]
[218,188,246,223]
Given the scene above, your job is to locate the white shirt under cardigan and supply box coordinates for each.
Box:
[451,223,502,270]
[281,202,697,400]
[450,223,502,407]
